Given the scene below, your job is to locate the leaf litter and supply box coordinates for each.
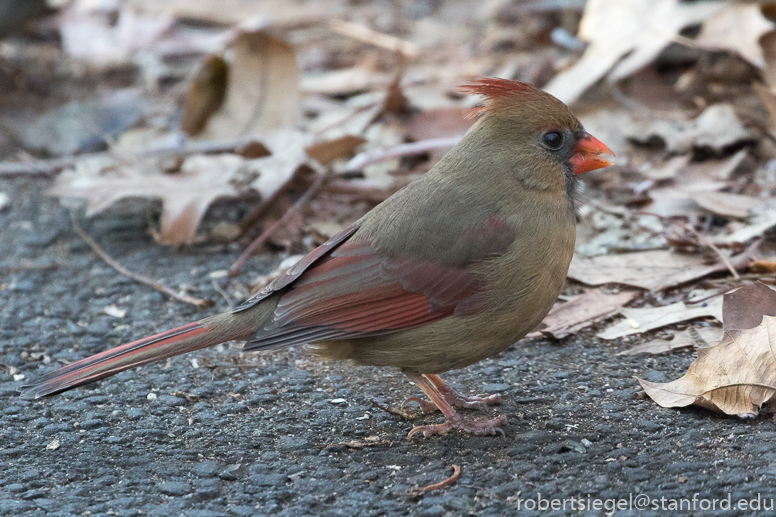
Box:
[5,0,776,426]
[640,283,776,417]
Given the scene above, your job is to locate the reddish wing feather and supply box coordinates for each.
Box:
[240,210,515,351]
[244,240,481,350]
[233,223,360,313]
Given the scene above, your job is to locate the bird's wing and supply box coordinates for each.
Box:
[242,213,516,351]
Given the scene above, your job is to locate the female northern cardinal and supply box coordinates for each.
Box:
[21,78,612,438]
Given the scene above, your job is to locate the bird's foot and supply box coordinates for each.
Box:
[402,392,502,413]
[408,413,507,439]
[402,374,502,413]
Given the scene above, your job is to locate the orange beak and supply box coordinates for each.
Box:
[569,132,614,175]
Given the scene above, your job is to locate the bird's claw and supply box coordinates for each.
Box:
[407,414,507,439]
[403,392,503,413]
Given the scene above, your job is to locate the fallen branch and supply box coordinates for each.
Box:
[409,465,462,496]
[70,212,214,309]
[346,137,461,172]
[229,165,331,277]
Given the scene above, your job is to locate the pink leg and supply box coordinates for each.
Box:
[403,371,507,439]
[403,373,502,413]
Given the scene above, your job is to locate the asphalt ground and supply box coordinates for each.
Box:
[2,176,776,516]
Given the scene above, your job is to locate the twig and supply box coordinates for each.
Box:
[335,440,392,449]
[323,179,396,203]
[328,19,419,58]
[370,399,417,420]
[593,203,757,280]
[0,261,59,272]
[70,212,214,309]
[678,221,740,280]
[236,179,291,237]
[229,166,331,277]
[211,278,234,311]
[409,465,462,496]
[346,137,462,172]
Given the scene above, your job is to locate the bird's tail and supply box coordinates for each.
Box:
[19,305,272,399]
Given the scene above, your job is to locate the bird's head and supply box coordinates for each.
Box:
[460,78,613,195]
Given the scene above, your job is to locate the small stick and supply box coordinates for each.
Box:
[70,212,214,309]
[370,399,416,420]
[229,166,330,277]
[599,204,753,279]
[410,465,462,495]
[346,137,461,172]
[211,278,234,311]
[679,222,740,280]
[328,19,419,58]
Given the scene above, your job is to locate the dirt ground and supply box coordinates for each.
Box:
[3,176,776,517]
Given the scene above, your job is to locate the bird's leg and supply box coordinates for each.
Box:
[403,371,507,439]
[403,373,502,413]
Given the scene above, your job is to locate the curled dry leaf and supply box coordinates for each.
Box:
[639,315,776,418]
[544,0,722,103]
[194,31,301,140]
[598,297,722,340]
[180,55,229,136]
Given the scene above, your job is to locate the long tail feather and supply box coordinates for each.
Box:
[19,306,271,399]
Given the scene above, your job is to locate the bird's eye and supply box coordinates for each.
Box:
[542,131,563,150]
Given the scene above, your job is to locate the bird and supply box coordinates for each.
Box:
[20,78,613,438]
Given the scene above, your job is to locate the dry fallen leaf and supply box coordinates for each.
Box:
[722,281,776,332]
[50,155,245,245]
[618,326,723,355]
[598,297,723,340]
[180,55,229,136]
[49,131,314,245]
[59,1,173,66]
[717,206,776,245]
[639,315,776,417]
[629,104,754,154]
[539,288,640,339]
[568,250,744,291]
[686,191,764,219]
[695,3,775,69]
[305,135,366,166]
[301,67,389,97]
[638,155,691,181]
[544,0,722,103]
[196,31,301,140]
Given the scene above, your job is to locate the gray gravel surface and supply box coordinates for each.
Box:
[3,177,776,516]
